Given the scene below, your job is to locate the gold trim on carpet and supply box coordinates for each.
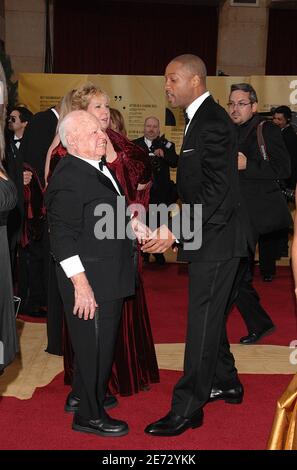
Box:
[0,320,63,400]
[155,343,297,374]
[1,322,296,400]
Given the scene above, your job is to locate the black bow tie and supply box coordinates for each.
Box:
[183,110,190,126]
[99,155,106,171]
[14,138,22,144]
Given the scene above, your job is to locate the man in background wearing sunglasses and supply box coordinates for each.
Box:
[227,83,290,345]
[5,106,33,266]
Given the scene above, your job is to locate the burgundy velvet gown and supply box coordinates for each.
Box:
[49,128,160,395]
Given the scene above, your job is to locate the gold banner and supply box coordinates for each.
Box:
[18,73,165,140]
[18,73,297,156]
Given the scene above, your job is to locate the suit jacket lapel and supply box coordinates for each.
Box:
[68,154,120,195]
[181,95,214,151]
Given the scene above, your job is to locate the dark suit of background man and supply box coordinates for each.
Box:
[46,110,135,437]
[227,84,291,344]
[19,105,59,315]
[133,116,178,265]
[272,105,297,191]
[4,106,33,266]
[142,54,248,437]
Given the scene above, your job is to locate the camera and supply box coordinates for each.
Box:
[149,135,173,173]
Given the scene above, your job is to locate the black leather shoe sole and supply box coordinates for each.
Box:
[209,395,243,404]
[72,421,129,437]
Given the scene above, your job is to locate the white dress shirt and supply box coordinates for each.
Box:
[60,156,121,278]
[184,91,210,134]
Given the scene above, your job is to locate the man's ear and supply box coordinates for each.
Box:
[66,132,76,148]
[252,102,258,114]
[192,74,200,88]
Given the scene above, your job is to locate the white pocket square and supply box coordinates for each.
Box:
[182,148,195,153]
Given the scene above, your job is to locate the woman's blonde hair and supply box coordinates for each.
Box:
[71,82,109,111]
[58,89,77,123]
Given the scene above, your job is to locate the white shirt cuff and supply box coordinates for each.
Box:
[60,255,85,278]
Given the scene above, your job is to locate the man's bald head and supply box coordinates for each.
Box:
[165,54,208,109]
[170,54,207,84]
[59,110,97,147]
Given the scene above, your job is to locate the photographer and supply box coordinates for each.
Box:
[133,116,178,264]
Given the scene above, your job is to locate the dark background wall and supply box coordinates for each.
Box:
[266,8,297,75]
[53,0,219,75]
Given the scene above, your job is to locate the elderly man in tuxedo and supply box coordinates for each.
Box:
[46,110,141,437]
[142,54,248,437]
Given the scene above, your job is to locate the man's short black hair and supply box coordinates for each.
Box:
[13,106,33,124]
[230,83,258,103]
[273,105,292,122]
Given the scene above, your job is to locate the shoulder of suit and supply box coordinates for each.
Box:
[262,119,281,136]
[132,137,144,143]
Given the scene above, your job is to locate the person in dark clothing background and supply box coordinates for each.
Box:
[272,105,297,192]
[4,106,33,267]
[228,83,291,344]
[133,116,178,265]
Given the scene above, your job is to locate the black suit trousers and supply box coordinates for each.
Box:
[235,256,274,334]
[56,266,123,420]
[171,258,240,417]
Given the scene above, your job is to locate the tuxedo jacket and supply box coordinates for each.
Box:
[133,136,178,205]
[45,154,135,303]
[21,108,58,186]
[4,138,24,244]
[174,95,249,263]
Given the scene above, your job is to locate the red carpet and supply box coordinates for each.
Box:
[0,370,292,450]
[143,264,297,346]
[1,263,295,450]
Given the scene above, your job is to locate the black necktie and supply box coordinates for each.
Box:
[99,155,106,171]
[183,110,190,126]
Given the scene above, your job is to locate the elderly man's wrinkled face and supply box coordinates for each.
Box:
[228,90,257,125]
[87,93,110,131]
[74,117,107,159]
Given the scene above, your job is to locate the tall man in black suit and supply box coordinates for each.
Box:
[46,110,141,437]
[18,106,59,315]
[133,117,178,264]
[21,106,59,187]
[142,54,248,437]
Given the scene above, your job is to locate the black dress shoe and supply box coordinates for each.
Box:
[65,393,118,413]
[72,412,128,437]
[144,409,203,437]
[240,325,275,345]
[209,384,244,404]
[262,275,273,282]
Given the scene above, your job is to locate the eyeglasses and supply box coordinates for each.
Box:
[8,116,17,123]
[227,101,252,110]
